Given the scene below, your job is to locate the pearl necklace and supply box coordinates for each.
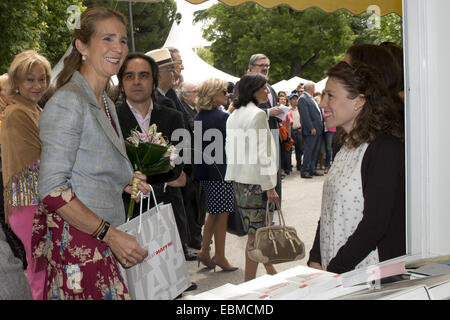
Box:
[102,93,112,122]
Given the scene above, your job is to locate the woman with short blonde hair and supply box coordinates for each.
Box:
[194,78,238,272]
[6,50,51,96]
[1,49,51,299]
[196,78,228,111]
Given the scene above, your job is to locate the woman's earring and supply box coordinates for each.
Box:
[81,55,86,61]
[354,107,359,111]
[15,89,19,94]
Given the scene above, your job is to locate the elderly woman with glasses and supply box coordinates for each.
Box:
[193,78,238,272]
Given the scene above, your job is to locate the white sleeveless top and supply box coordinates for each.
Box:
[320,142,379,271]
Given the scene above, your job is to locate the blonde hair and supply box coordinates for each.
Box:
[0,74,9,91]
[196,78,228,111]
[7,50,51,95]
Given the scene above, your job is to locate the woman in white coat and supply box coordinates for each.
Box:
[225,72,279,281]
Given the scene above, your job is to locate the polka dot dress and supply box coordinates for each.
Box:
[320,142,379,270]
[201,180,234,214]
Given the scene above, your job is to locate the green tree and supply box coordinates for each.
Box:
[351,13,403,45]
[195,47,214,66]
[194,4,356,83]
[194,3,402,83]
[0,0,83,74]
[83,0,180,52]
[0,0,179,74]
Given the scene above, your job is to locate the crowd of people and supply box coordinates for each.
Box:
[0,6,405,300]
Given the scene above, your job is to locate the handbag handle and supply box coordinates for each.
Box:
[265,201,302,256]
[265,201,287,227]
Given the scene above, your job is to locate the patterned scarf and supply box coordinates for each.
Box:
[0,94,42,222]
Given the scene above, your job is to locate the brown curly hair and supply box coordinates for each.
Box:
[327,61,404,148]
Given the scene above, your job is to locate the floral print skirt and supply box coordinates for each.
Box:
[232,182,274,235]
[32,204,130,300]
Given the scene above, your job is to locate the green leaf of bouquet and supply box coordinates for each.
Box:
[124,141,142,170]
[140,143,169,166]
[141,157,173,176]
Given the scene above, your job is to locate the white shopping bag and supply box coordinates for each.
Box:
[117,190,191,300]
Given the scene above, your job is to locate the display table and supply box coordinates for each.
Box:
[184,258,450,300]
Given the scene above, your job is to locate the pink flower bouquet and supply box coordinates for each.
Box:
[125,124,177,218]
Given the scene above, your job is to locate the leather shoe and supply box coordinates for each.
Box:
[175,282,198,299]
[301,174,313,179]
[185,282,198,292]
[312,172,324,176]
[184,250,198,261]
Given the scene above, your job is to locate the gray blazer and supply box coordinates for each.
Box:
[298,92,324,136]
[39,71,133,227]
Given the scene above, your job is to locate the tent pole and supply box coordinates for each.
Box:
[128,1,135,52]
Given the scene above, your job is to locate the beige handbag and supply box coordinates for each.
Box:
[247,202,305,264]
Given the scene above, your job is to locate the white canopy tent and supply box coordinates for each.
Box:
[162,0,239,84]
[272,76,310,94]
[315,77,328,94]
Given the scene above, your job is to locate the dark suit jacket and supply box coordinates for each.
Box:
[116,99,188,225]
[194,108,229,181]
[116,99,184,184]
[181,100,196,132]
[258,84,280,131]
[298,92,324,136]
[156,91,177,111]
[166,88,191,130]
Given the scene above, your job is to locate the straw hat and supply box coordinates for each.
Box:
[145,48,173,67]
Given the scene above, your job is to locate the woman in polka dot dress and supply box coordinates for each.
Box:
[193,78,237,272]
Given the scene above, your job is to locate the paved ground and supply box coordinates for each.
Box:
[182,166,326,298]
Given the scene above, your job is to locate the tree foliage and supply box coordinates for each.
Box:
[0,0,83,74]
[194,3,402,83]
[0,0,179,74]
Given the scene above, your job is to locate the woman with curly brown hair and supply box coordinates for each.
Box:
[307,61,405,274]
[344,43,405,127]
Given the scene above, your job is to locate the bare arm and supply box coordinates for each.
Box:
[56,197,148,268]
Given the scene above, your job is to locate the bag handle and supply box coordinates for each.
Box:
[126,184,160,233]
[265,201,287,227]
[265,201,302,254]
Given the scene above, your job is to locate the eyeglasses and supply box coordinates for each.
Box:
[184,90,198,94]
[160,67,175,72]
[173,60,183,65]
[253,63,270,68]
